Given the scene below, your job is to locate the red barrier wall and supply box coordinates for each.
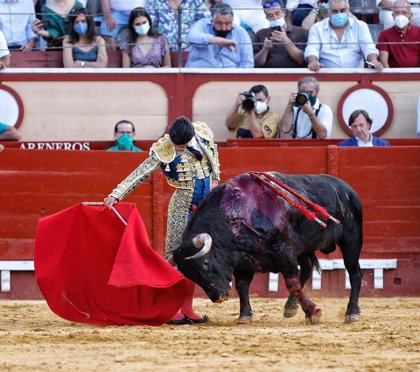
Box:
[0,146,419,299]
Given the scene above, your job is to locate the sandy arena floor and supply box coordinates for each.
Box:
[0,296,419,372]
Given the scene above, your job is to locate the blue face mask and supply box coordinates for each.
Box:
[116,133,134,151]
[74,22,88,36]
[330,12,348,27]
[134,23,150,36]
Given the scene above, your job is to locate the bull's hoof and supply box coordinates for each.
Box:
[283,296,299,318]
[305,308,322,325]
[284,307,299,318]
[345,314,360,323]
[237,316,253,324]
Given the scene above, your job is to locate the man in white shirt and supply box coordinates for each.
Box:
[279,76,333,139]
[304,0,383,70]
[0,30,10,69]
[0,0,37,51]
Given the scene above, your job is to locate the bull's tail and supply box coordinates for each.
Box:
[310,252,321,275]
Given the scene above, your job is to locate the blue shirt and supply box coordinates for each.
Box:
[0,0,37,47]
[186,18,254,68]
[304,18,378,68]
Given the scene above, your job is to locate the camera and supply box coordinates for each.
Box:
[241,91,256,112]
[294,90,311,107]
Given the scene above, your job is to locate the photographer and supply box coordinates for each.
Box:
[279,76,332,139]
[225,84,280,138]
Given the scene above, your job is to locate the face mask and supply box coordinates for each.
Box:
[394,15,409,29]
[330,12,348,27]
[116,133,134,151]
[320,2,329,9]
[213,27,231,38]
[135,23,150,36]
[309,95,317,106]
[255,101,268,115]
[269,17,286,30]
[73,22,88,36]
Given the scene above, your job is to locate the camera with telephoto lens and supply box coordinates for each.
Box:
[294,90,311,107]
[241,91,256,112]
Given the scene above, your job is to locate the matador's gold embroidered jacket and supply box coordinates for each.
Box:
[109,121,220,201]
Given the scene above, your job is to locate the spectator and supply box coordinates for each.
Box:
[225,85,280,138]
[0,0,38,51]
[32,0,84,49]
[185,3,254,68]
[0,122,20,140]
[301,0,356,31]
[63,8,108,67]
[377,0,420,29]
[121,7,171,68]
[304,0,383,71]
[279,76,333,139]
[253,0,308,68]
[338,109,390,146]
[107,120,143,151]
[99,0,146,50]
[145,0,206,52]
[378,0,420,67]
[0,30,10,68]
[286,0,317,27]
[104,116,220,325]
[222,0,269,34]
[203,0,241,26]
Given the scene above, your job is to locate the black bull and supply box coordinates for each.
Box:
[173,172,363,324]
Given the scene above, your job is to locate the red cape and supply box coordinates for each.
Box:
[34,202,188,326]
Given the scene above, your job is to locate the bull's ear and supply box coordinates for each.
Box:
[185,233,212,260]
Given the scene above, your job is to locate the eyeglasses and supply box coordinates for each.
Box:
[263,1,280,9]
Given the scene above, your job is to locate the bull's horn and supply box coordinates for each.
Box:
[185,233,212,260]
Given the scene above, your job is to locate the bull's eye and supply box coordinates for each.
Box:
[203,259,209,271]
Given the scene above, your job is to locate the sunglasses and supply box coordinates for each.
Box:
[263,1,280,8]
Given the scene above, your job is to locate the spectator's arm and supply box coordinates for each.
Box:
[100,0,116,31]
[279,98,295,138]
[187,19,214,47]
[254,36,272,67]
[62,38,78,67]
[163,50,171,67]
[304,23,322,70]
[23,38,37,52]
[379,50,389,68]
[0,126,20,141]
[301,9,318,31]
[248,110,264,138]
[122,50,131,68]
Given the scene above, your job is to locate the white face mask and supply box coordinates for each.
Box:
[394,15,410,29]
[255,101,268,115]
[134,23,150,36]
[269,17,286,30]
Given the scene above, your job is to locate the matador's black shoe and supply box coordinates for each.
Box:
[166,316,193,325]
[184,314,210,324]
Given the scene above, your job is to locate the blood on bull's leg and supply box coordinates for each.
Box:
[284,254,316,318]
[284,277,322,324]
